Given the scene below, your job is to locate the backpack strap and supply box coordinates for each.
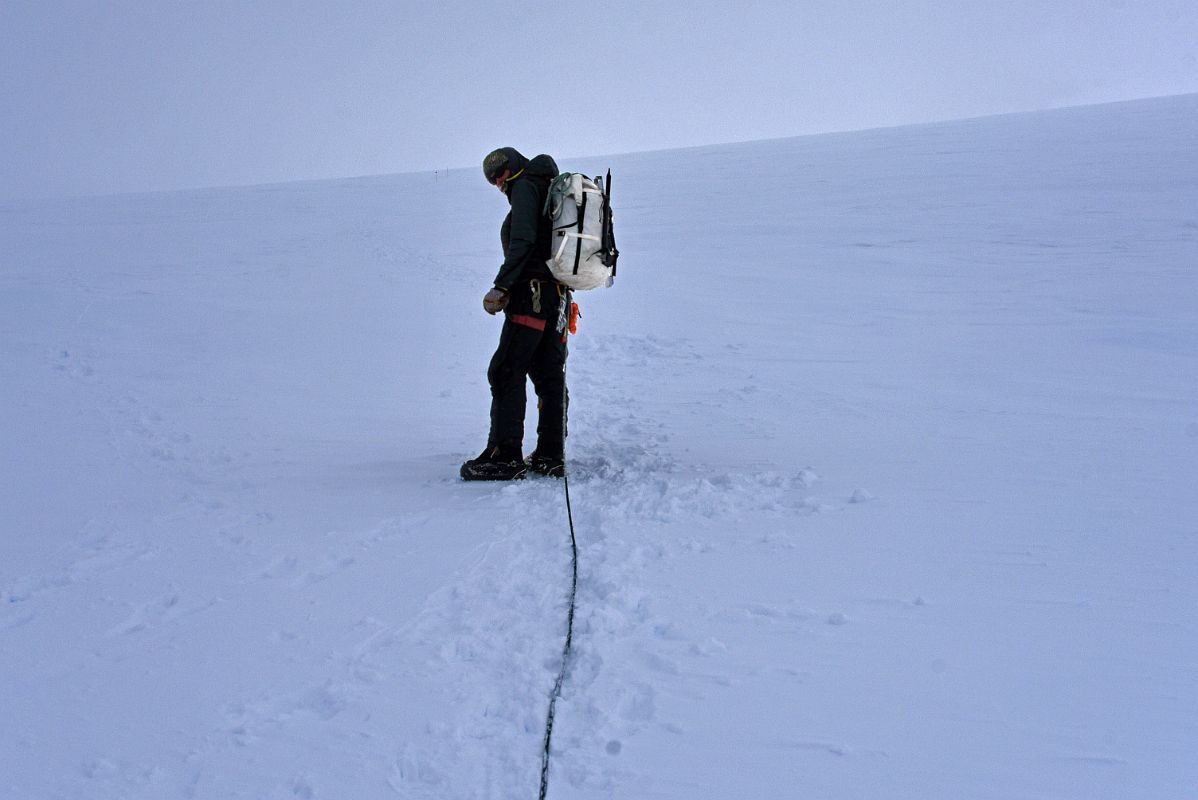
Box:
[574,190,587,274]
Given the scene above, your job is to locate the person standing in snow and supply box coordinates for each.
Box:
[460,147,569,481]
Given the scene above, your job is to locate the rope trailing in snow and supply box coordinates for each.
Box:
[538,363,579,800]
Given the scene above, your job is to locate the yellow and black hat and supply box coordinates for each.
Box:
[483,147,527,185]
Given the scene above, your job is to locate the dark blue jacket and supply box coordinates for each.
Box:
[495,152,559,290]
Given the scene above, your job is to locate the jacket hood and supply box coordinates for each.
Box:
[525,154,559,179]
[485,148,558,185]
[493,151,559,200]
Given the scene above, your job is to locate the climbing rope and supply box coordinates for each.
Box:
[538,362,579,800]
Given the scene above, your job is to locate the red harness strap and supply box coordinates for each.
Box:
[510,314,546,331]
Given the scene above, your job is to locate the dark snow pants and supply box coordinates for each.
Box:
[487,278,569,454]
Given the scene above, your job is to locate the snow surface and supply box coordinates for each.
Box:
[3,95,1197,799]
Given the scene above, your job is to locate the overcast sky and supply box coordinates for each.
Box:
[2,0,1196,198]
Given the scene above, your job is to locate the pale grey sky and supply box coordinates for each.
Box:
[2,0,1196,198]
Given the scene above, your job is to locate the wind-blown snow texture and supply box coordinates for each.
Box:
[3,95,1196,799]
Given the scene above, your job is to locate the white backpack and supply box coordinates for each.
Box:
[544,171,619,290]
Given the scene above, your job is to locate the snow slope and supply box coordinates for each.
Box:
[2,94,1196,799]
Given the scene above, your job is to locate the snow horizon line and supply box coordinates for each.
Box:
[19,90,1197,204]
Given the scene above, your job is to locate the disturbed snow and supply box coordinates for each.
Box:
[2,95,1197,799]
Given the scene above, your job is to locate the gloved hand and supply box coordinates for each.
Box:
[483,287,509,315]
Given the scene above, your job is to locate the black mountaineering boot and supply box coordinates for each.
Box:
[528,448,565,478]
[460,444,527,481]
